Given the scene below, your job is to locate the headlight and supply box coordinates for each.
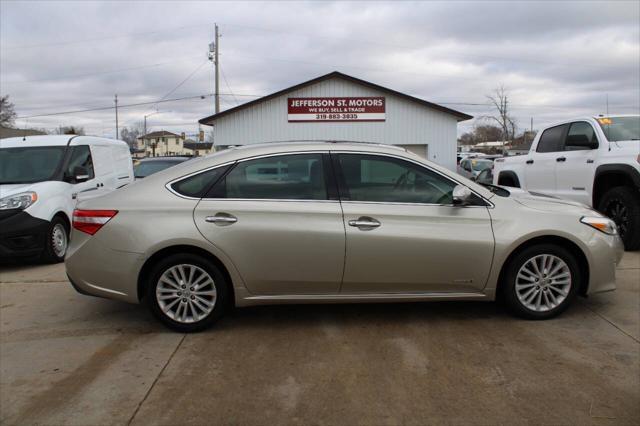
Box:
[0,192,38,210]
[580,216,618,235]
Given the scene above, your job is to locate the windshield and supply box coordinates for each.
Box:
[134,159,186,178]
[0,146,67,184]
[597,116,640,142]
[471,159,493,172]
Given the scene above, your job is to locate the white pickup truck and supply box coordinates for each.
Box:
[493,115,640,250]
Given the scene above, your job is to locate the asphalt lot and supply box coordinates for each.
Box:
[0,253,638,425]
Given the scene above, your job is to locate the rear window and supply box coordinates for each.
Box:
[135,159,187,178]
[170,165,229,198]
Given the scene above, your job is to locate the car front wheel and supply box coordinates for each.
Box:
[146,254,228,332]
[502,244,580,319]
[42,216,69,263]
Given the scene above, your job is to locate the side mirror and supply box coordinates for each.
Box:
[73,166,90,182]
[452,185,472,206]
[566,134,598,149]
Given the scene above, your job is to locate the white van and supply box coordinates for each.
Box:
[0,135,133,262]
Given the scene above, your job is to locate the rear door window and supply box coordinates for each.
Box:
[214,154,327,200]
[536,124,568,153]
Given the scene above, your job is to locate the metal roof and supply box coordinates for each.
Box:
[199,71,473,125]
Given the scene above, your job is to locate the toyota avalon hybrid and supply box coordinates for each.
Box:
[65,142,623,332]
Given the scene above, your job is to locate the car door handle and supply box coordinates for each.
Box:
[205,214,237,225]
[526,159,534,164]
[348,217,381,228]
[556,157,566,162]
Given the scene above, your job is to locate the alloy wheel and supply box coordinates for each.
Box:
[515,254,572,312]
[156,264,217,324]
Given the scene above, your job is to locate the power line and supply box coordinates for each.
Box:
[222,23,629,71]
[155,60,209,105]
[220,66,240,105]
[16,94,215,119]
[2,55,203,85]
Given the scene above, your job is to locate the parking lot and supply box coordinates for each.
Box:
[0,253,638,425]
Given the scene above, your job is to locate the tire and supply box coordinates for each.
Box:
[597,186,640,251]
[145,253,229,332]
[502,244,581,320]
[41,216,69,263]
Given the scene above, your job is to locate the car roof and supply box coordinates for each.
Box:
[0,135,129,149]
[125,140,496,202]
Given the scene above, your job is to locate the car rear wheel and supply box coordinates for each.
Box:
[502,244,580,319]
[146,254,228,332]
[598,186,640,251]
[41,216,69,263]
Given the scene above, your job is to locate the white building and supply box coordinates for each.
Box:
[199,71,471,171]
[137,130,193,157]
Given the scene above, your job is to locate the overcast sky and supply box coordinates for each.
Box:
[1,0,638,139]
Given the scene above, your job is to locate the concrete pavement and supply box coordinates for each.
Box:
[1,253,638,425]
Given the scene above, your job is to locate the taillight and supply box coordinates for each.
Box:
[72,209,118,235]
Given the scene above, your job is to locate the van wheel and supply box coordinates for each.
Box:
[42,217,69,263]
[598,186,640,251]
[502,244,580,319]
[146,254,228,332]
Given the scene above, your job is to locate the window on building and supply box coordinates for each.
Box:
[338,154,457,204]
[213,154,327,200]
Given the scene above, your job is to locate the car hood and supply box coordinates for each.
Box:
[0,183,39,198]
[608,139,639,153]
[506,187,594,213]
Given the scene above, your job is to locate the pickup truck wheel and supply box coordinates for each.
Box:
[598,186,640,251]
[502,244,580,319]
[41,217,69,263]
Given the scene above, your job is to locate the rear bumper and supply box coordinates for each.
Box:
[65,230,144,303]
[0,210,49,259]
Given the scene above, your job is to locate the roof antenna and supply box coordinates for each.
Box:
[22,119,28,141]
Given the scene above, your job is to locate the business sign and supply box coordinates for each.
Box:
[288,97,385,122]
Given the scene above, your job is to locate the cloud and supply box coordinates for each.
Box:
[1,0,638,138]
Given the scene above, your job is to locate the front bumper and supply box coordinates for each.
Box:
[585,231,624,295]
[0,210,49,259]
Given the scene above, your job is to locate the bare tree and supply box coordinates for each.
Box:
[55,125,85,135]
[1,95,17,127]
[120,122,144,149]
[485,85,517,141]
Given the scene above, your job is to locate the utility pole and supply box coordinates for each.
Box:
[208,23,220,114]
[114,94,119,139]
